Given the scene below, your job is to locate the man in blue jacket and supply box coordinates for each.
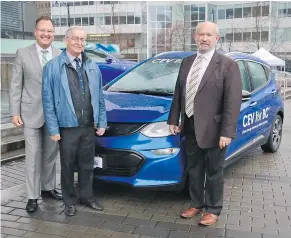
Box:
[42,26,107,216]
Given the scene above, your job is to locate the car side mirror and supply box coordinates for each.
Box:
[105,56,113,64]
[242,90,251,101]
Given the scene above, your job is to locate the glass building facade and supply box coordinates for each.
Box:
[51,1,291,67]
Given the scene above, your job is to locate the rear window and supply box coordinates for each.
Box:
[106,58,183,95]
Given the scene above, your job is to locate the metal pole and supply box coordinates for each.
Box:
[67,3,70,27]
[21,2,24,39]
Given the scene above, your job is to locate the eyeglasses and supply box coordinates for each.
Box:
[67,36,86,44]
[36,28,54,34]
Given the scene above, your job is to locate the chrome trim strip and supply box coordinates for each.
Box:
[225,135,265,161]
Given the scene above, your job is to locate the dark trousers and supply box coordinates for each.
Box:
[59,127,95,206]
[184,115,226,215]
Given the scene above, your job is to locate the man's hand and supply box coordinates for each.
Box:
[50,134,61,141]
[219,136,231,149]
[169,125,181,135]
[12,115,23,127]
[96,128,106,136]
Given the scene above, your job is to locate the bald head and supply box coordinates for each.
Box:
[194,21,220,54]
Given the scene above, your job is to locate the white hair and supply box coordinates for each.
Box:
[65,26,87,38]
[195,21,219,35]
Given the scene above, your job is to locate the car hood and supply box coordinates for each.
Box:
[104,91,172,123]
[119,59,137,66]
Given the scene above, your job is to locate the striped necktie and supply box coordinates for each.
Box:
[185,55,203,117]
[41,49,49,67]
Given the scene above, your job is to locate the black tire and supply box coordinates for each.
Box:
[261,114,283,153]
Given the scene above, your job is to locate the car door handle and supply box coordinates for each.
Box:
[250,101,257,107]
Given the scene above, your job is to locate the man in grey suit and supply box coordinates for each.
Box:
[9,16,62,212]
[168,22,242,226]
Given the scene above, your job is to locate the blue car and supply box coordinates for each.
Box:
[93,51,284,190]
[84,49,137,85]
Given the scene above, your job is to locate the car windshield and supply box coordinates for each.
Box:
[85,50,107,62]
[106,57,183,96]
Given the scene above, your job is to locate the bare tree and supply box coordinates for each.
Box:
[163,21,190,51]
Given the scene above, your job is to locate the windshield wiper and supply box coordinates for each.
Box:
[108,89,172,96]
[123,90,173,96]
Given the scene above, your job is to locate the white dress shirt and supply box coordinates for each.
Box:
[66,50,82,70]
[35,42,52,65]
[186,48,215,92]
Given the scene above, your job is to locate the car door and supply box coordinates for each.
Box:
[225,60,254,159]
[245,60,274,137]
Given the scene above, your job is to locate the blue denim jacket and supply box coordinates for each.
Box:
[42,50,107,136]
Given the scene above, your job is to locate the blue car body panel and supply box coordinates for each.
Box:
[76,48,137,85]
[94,51,284,189]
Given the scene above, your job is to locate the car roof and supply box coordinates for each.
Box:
[153,51,269,67]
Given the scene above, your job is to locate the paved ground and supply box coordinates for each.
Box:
[1,100,291,238]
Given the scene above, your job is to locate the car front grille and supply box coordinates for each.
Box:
[104,123,146,136]
[94,148,145,177]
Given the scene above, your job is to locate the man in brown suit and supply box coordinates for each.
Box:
[168,21,242,226]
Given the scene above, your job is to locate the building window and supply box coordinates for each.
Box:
[218,9,225,20]
[261,31,269,41]
[243,32,251,41]
[262,6,269,16]
[112,16,118,25]
[53,18,60,27]
[252,32,259,41]
[225,33,233,41]
[61,18,67,26]
[199,7,205,21]
[191,12,198,21]
[278,9,287,18]
[105,15,111,25]
[96,15,104,25]
[119,13,126,24]
[234,32,242,41]
[127,13,134,24]
[75,17,81,26]
[89,17,94,25]
[74,2,81,7]
[243,7,251,17]
[89,1,94,5]
[69,18,74,26]
[234,8,242,18]
[82,17,88,26]
[135,16,141,24]
[252,5,261,17]
[226,8,233,19]
[82,1,88,6]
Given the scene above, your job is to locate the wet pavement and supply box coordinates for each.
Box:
[1,101,291,238]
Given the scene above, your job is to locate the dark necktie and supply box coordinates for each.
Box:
[74,58,85,98]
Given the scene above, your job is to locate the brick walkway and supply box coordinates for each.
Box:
[1,100,291,238]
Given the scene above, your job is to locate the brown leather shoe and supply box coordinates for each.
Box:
[180,208,202,219]
[199,213,219,226]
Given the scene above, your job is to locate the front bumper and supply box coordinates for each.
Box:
[94,132,186,188]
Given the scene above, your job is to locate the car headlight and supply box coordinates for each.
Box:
[141,121,172,138]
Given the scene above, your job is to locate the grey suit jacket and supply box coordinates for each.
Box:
[167,51,242,149]
[9,43,61,128]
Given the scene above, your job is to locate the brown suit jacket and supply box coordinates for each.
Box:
[167,51,242,149]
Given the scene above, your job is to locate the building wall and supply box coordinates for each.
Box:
[50,1,291,64]
[1,1,37,39]
[36,1,51,17]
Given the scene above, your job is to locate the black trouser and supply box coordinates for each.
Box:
[184,115,226,215]
[59,127,95,206]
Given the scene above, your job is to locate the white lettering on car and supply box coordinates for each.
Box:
[151,59,183,64]
[242,107,271,134]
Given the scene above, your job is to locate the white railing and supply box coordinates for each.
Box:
[273,70,291,101]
